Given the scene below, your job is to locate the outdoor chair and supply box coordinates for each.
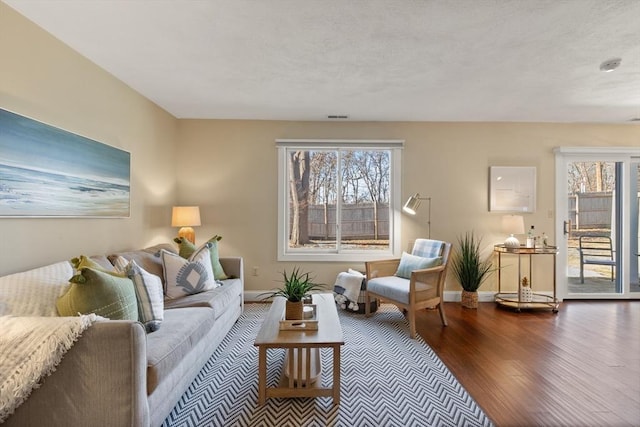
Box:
[365,239,451,339]
[579,235,616,283]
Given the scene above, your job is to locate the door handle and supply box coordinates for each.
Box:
[563,220,571,236]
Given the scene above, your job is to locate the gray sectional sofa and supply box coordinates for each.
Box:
[2,244,244,427]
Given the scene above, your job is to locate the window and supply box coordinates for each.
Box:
[277,139,403,261]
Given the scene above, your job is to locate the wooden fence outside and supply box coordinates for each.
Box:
[306,203,389,240]
[569,192,613,230]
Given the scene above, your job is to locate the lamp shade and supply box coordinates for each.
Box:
[171,206,201,227]
[502,215,525,235]
[502,215,525,248]
[402,193,421,215]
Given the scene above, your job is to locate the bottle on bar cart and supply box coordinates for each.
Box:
[526,225,535,248]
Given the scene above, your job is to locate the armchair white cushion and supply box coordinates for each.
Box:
[365,239,452,339]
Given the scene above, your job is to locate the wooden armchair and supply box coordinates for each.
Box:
[365,239,452,339]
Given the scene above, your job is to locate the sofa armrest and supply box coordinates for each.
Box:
[220,257,244,282]
[5,320,150,427]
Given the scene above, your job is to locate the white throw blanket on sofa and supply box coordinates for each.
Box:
[0,314,98,422]
[0,260,90,421]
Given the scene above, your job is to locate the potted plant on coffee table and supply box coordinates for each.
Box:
[451,232,495,309]
[259,267,324,320]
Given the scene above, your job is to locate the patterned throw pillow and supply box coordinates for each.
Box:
[111,255,130,273]
[174,235,229,280]
[113,256,164,333]
[160,247,219,299]
[56,267,138,320]
[395,252,442,279]
[107,243,176,286]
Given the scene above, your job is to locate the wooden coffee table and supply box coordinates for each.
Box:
[254,293,344,405]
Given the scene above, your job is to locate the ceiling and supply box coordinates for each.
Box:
[4,0,640,123]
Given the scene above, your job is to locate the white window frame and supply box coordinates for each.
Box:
[277,139,403,262]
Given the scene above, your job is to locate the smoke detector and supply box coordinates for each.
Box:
[599,58,622,72]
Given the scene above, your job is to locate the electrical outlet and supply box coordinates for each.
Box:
[547,209,553,218]
[252,266,259,276]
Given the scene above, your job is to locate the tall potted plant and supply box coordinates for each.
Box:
[259,267,324,320]
[451,232,495,309]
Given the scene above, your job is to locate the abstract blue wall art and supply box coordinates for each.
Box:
[0,108,130,217]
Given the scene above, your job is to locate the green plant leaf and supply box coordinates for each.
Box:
[451,231,496,292]
[257,267,325,302]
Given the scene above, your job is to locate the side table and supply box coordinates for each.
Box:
[494,244,560,312]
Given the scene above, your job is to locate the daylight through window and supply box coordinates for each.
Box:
[277,140,402,261]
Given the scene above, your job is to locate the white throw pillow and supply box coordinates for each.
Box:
[0,261,73,316]
[160,247,219,299]
[114,256,164,332]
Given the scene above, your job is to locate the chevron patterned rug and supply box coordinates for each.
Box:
[162,303,493,427]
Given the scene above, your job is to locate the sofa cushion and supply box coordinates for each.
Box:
[0,260,73,316]
[174,236,229,280]
[163,278,242,319]
[108,243,176,286]
[113,257,164,333]
[160,247,219,299]
[145,307,215,394]
[87,255,117,271]
[367,275,435,305]
[56,268,139,320]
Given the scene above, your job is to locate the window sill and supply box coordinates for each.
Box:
[278,251,398,262]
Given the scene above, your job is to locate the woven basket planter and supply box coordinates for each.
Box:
[285,300,304,320]
[461,290,478,309]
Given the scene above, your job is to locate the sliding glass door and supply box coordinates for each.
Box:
[632,161,640,293]
[555,148,640,299]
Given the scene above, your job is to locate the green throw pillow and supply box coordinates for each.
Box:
[56,267,138,320]
[71,255,109,271]
[394,252,442,279]
[174,235,228,280]
[71,255,121,277]
[174,236,197,259]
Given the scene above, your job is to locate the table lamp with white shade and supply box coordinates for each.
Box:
[171,206,201,244]
[502,215,525,248]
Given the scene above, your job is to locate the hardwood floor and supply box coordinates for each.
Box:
[415,301,640,427]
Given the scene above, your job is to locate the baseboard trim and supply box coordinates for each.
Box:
[245,290,501,303]
[443,291,496,303]
[245,291,268,303]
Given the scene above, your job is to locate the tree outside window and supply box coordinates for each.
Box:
[278,140,401,261]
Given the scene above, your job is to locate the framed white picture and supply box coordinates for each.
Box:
[489,166,536,213]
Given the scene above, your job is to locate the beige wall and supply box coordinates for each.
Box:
[0,3,178,276]
[176,120,639,294]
